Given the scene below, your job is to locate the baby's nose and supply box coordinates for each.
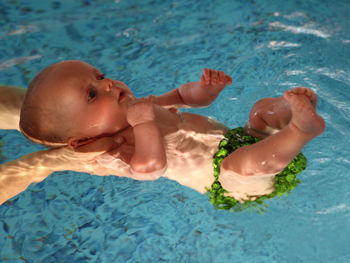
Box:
[100,78,113,92]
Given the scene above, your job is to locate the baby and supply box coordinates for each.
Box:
[0,60,325,206]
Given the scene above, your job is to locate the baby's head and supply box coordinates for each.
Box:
[20,60,134,149]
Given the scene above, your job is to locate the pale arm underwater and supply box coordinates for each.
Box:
[0,146,114,205]
[0,150,54,204]
[0,85,26,130]
[0,86,52,204]
[0,85,47,204]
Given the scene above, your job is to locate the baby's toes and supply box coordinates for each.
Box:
[292,87,311,95]
[284,90,313,112]
[283,89,295,100]
[291,87,317,108]
[306,89,317,108]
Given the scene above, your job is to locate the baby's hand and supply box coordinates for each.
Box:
[199,68,232,96]
[178,69,232,107]
[126,96,156,127]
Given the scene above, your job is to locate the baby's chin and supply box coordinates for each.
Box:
[121,92,135,103]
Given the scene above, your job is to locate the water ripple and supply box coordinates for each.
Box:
[269,21,330,38]
[0,55,42,71]
[8,25,38,36]
[315,204,350,214]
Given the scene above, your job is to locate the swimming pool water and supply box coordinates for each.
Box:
[1,0,350,262]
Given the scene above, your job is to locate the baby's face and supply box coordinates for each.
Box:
[39,60,135,142]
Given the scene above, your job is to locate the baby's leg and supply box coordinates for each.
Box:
[220,88,325,192]
[246,87,317,138]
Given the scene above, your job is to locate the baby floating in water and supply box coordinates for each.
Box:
[0,60,325,207]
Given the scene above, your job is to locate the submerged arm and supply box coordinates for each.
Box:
[0,85,26,130]
[0,146,107,205]
[0,150,53,205]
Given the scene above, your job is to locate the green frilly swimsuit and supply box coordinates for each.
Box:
[207,127,307,211]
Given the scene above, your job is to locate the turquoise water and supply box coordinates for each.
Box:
[1,0,350,262]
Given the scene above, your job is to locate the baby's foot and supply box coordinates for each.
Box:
[292,87,317,108]
[284,87,325,137]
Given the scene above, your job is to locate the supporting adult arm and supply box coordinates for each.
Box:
[0,85,26,130]
[0,150,52,205]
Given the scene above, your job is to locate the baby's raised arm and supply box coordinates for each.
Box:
[154,68,232,108]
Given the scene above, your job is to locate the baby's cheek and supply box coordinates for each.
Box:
[96,107,125,132]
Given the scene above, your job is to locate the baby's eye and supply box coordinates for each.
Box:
[88,90,97,101]
[98,74,105,80]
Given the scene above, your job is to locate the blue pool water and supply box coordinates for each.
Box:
[1,0,350,262]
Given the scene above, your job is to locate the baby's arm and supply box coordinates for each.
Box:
[126,99,167,179]
[154,68,232,108]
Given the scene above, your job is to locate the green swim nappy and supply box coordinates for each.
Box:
[207,127,307,211]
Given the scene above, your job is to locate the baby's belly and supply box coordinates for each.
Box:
[164,155,215,194]
[163,128,224,193]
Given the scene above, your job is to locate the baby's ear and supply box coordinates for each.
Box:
[67,136,124,153]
